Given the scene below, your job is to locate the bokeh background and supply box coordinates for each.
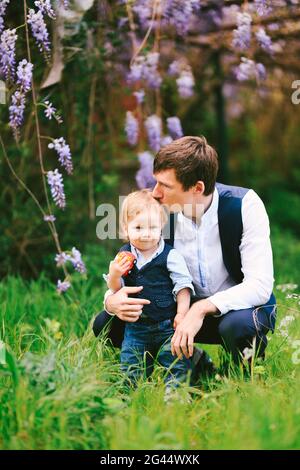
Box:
[0,0,300,451]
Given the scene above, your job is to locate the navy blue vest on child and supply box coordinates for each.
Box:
[118,242,177,322]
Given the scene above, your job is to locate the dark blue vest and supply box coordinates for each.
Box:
[119,242,177,321]
[164,182,275,314]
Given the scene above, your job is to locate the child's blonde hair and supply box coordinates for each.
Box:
[120,189,168,241]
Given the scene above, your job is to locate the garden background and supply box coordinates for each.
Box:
[0,0,300,450]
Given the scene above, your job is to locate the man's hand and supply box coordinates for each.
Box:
[171,299,219,359]
[105,286,151,322]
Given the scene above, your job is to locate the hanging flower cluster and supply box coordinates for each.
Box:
[1,0,85,294]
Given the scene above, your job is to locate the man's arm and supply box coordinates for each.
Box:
[208,190,274,315]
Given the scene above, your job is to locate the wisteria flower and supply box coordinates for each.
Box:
[55,251,70,267]
[60,0,69,9]
[136,151,156,189]
[44,100,56,119]
[167,116,183,139]
[254,0,272,17]
[27,8,50,55]
[128,52,162,89]
[133,89,145,104]
[44,214,56,222]
[235,57,266,82]
[168,59,182,76]
[48,137,73,175]
[145,114,162,152]
[57,279,71,294]
[160,135,173,147]
[0,0,10,34]
[47,169,66,209]
[125,111,139,146]
[69,247,86,274]
[16,59,33,92]
[256,27,274,54]
[163,0,201,37]
[232,12,252,50]
[9,90,26,139]
[34,0,56,19]
[0,28,17,80]
[176,70,195,98]
[132,0,152,30]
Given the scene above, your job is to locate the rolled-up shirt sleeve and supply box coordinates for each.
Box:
[208,190,274,315]
[167,249,195,300]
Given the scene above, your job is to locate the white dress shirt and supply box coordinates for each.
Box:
[174,187,274,315]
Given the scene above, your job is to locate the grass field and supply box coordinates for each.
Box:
[0,225,299,450]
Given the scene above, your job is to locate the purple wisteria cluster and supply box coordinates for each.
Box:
[167,116,183,140]
[253,0,273,17]
[232,12,252,50]
[136,151,156,190]
[128,52,162,89]
[34,0,56,20]
[163,0,201,37]
[27,8,50,55]
[125,111,139,146]
[0,0,10,34]
[256,27,274,54]
[47,169,66,209]
[235,57,266,82]
[133,89,145,104]
[132,0,201,37]
[0,28,17,81]
[9,59,33,139]
[145,114,162,152]
[48,137,73,175]
[1,0,81,294]
[55,245,87,294]
[168,60,195,98]
[55,247,87,273]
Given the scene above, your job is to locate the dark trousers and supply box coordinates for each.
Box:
[93,295,276,364]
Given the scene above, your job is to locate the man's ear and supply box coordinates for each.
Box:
[194,181,205,195]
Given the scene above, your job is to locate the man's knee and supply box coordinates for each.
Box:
[218,310,255,343]
[92,311,125,348]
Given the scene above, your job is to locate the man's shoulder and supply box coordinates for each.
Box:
[216,182,250,199]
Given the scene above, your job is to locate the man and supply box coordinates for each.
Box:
[93,136,276,366]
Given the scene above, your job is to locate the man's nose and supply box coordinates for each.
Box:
[152,183,162,199]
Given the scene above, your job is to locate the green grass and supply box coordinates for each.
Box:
[0,228,300,450]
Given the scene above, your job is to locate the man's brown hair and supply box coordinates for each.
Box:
[153,136,219,195]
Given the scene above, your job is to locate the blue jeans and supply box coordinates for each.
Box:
[120,318,191,386]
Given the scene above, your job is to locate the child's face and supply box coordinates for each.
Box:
[126,206,162,252]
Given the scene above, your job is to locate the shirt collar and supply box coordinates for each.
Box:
[177,187,219,228]
[201,187,219,226]
[130,237,165,262]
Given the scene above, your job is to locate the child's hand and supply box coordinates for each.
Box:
[109,256,133,279]
[173,313,186,329]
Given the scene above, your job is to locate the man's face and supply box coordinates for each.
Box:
[152,169,194,211]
